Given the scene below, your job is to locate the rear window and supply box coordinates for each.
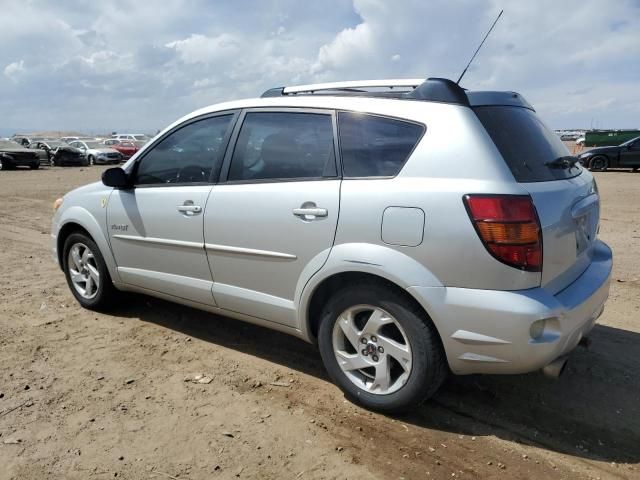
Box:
[474,106,582,182]
[338,112,424,177]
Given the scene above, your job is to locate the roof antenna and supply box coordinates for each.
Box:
[456,9,503,85]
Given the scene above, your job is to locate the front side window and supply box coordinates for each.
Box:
[228,111,336,181]
[338,112,424,177]
[135,115,233,185]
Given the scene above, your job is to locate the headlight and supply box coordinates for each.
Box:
[53,197,64,211]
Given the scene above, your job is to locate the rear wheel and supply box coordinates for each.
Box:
[318,282,447,413]
[30,161,40,170]
[589,155,609,171]
[63,232,119,310]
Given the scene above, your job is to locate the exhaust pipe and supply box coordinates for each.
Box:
[542,355,569,379]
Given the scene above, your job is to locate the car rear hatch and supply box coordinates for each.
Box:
[474,105,599,294]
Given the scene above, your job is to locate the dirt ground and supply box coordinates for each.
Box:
[1,165,639,480]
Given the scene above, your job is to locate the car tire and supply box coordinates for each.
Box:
[317,282,447,413]
[589,156,609,171]
[0,157,14,170]
[30,162,40,170]
[63,232,120,311]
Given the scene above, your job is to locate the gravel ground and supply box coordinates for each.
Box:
[0,165,639,479]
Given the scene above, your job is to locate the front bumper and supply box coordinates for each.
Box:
[409,240,612,375]
[96,157,121,164]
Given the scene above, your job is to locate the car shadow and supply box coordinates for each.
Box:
[111,295,640,464]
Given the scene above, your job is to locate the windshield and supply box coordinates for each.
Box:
[0,140,22,149]
[474,106,582,182]
[620,136,640,146]
[84,142,103,148]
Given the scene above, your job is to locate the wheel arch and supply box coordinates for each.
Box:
[298,243,444,344]
[308,271,442,340]
[56,207,119,283]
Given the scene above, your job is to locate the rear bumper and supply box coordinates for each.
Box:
[409,240,612,375]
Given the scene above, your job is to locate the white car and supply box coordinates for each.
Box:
[112,133,150,142]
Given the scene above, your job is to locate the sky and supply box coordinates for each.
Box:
[1,0,639,135]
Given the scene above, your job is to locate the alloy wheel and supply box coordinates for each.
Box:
[332,305,412,395]
[67,242,100,299]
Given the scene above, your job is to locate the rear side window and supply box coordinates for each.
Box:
[474,106,582,182]
[338,112,424,177]
[228,112,336,182]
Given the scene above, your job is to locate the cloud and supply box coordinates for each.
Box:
[4,60,25,81]
[166,33,240,64]
[0,0,638,133]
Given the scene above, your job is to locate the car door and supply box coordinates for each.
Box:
[107,112,237,305]
[70,141,87,158]
[619,139,640,167]
[204,109,340,327]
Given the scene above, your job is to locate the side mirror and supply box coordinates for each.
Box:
[102,167,131,188]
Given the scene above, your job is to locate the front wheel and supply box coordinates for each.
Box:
[30,162,40,170]
[318,282,447,413]
[589,156,609,171]
[63,233,119,310]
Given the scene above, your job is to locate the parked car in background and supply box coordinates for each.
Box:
[112,133,151,143]
[60,136,97,144]
[31,140,87,166]
[51,77,611,413]
[0,139,41,170]
[68,140,123,165]
[103,139,142,160]
[578,135,640,171]
[11,136,46,147]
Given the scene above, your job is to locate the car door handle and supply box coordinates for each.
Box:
[177,204,202,215]
[292,207,328,218]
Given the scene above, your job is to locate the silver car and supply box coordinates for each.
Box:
[52,78,612,412]
[68,140,123,165]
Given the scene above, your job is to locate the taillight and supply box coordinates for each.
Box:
[463,194,542,272]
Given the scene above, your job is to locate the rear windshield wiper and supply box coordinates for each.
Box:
[545,156,579,169]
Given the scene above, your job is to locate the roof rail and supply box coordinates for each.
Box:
[261,79,424,98]
[260,77,471,106]
[260,78,532,110]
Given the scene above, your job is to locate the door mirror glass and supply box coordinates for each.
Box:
[102,167,130,188]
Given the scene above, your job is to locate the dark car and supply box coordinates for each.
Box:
[0,140,41,170]
[31,140,87,166]
[578,136,640,171]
